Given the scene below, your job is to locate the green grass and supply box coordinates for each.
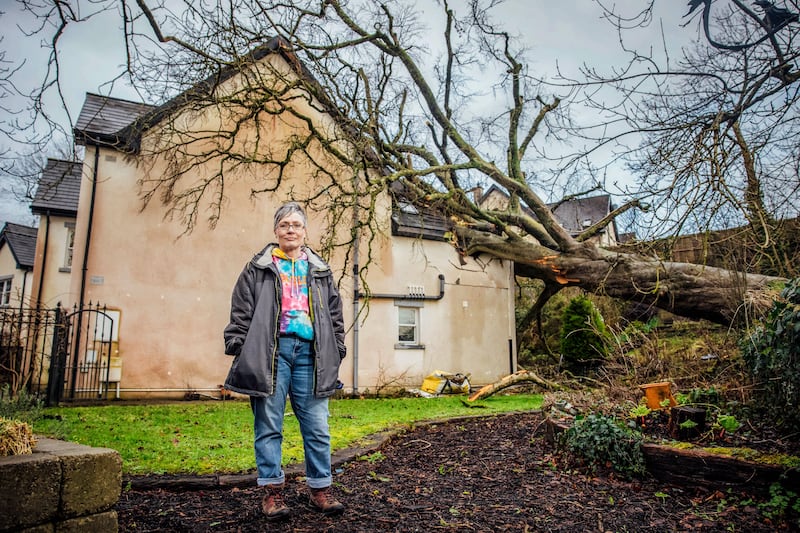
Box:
[32,394,542,476]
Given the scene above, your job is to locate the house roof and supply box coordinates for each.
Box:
[549,194,612,235]
[0,222,37,270]
[74,94,155,147]
[391,207,450,241]
[73,37,342,153]
[30,159,83,217]
[478,184,613,237]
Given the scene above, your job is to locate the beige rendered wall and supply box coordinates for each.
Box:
[30,215,77,309]
[63,54,516,397]
[0,246,33,308]
[67,146,515,397]
[69,147,276,396]
[344,235,516,391]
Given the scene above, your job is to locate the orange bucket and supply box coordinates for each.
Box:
[639,382,677,410]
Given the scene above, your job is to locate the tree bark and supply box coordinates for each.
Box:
[468,370,562,402]
[455,226,783,325]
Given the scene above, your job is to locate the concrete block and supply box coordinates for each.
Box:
[58,446,121,517]
[0,451,61,531]
[55,511,118,533]
[14,525,53,533]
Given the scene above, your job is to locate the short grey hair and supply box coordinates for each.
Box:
[273,201,307,231]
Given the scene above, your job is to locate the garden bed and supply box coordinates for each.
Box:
[115,411,797,532]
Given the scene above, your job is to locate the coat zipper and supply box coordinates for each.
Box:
[271,271,281,394]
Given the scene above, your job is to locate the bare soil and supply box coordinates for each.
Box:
[115,411,798,532]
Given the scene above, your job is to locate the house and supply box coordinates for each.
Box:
[29,38,517,399]
[29,159,83,309]
[479,185,620,247]
[0,222,37,309]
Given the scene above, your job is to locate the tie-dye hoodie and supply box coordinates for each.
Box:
[272,248,314,340]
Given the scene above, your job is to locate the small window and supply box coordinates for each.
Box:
[398,306,419,345]
[63,225,75,269]
[0,277,12,307]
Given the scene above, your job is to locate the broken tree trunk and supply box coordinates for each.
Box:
[468,370,561,402]
[454,225,784,326]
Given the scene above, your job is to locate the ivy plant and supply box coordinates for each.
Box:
[741,278,800,434]
[559,413,647,479]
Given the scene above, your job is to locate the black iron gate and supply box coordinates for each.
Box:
[0,302,117,405]
[47,302,116,405]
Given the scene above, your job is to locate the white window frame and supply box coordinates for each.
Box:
[62,223,75,271]
[0,277,12,307]
[395,301,424,349]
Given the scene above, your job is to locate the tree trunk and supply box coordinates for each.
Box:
[455,226,784,325]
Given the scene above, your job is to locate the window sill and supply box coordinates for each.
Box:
[394,343,425,350]
[58,267,71,273]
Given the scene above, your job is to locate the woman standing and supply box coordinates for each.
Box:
[223,201,346,521]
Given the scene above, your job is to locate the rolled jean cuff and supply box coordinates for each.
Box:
[306,476,332,489]
[257,472,285,487]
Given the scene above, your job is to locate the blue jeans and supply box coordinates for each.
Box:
[251,336,332,489]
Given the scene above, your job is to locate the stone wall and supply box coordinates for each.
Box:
[0,438,121,532]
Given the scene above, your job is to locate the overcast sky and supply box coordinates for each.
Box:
[0,1,693,227]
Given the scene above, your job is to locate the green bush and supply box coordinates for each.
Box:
[559,413,647,478]
[741,278,800,435]
[560,294,609,371]
[0,385,43,424]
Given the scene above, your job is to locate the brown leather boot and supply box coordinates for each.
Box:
[308,486,345,516]
[261,484,290,521]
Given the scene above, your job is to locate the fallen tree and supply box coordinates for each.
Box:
[5,1,795,326]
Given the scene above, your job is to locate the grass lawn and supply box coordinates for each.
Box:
[32,394,542,476]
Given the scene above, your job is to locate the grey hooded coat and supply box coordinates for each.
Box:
[223,244,346,398]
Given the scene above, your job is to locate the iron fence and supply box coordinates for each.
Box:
[0,302,116,405]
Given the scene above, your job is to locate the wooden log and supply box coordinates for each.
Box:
[642,443,799,491]
[467,370,561,402]
[544,418,799,492]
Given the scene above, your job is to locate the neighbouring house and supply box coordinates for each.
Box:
[479,185,620,247]
[0,222,37,309]
[29,159,83,309]
[29,38,517,400]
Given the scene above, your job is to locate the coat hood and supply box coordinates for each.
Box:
[252,243,330,273]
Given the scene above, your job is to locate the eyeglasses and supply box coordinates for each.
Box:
[277,222,305,232]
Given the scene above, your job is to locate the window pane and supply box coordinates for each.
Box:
[0,279,10,306]
[398,325,416,342]
[398,307,415,324]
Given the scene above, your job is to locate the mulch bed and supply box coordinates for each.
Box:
[116,411,796,532]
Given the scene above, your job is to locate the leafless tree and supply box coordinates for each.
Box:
[2,0,793,326]
[561,0,800,278]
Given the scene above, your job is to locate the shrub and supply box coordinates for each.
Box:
[0,384,44,424]
[560,295,609,371]
[740,278,800,435]
[559,413,647,478]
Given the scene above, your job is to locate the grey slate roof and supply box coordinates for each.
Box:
[391,207,450,241]
[478,185,613,237]
[550,195,612,235]
[74,93,155,147]
[72,37,336,153]
[30,159,83,217]
[0,222,38,270]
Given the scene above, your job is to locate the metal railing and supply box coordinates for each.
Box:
[0,302,116,405]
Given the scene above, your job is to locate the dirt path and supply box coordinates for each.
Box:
[116,411,791,532]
